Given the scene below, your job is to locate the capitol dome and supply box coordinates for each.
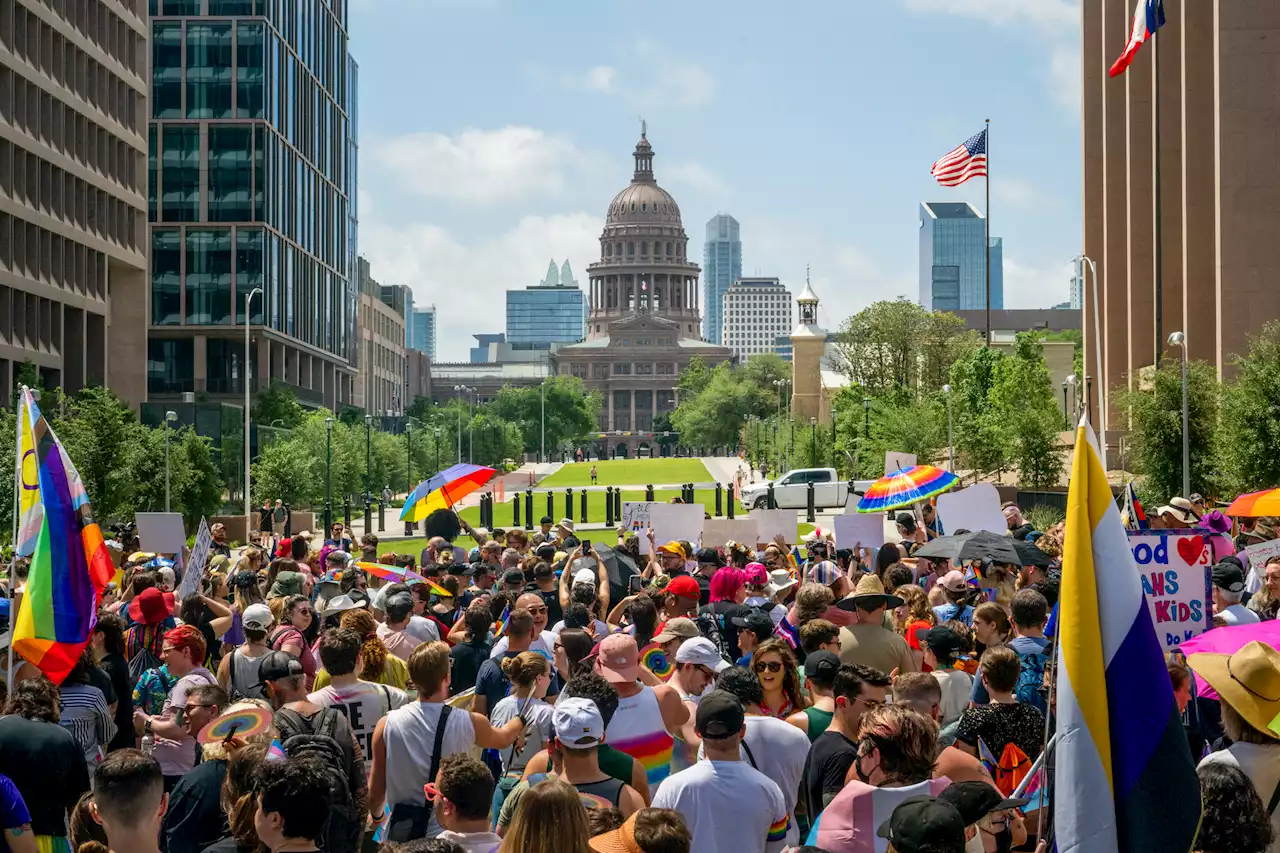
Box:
[605,131,683,226]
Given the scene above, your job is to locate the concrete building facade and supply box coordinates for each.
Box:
[1082,0,1280,429]
[0,0,150,407]
[722,278,791,361]
[353,256,404,416]
[790,282,829,424]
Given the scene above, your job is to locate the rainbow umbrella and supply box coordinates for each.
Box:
[400,463,495,523]
[1225,488,1280,517]
[354,561,407,583]
[855,464,958,514]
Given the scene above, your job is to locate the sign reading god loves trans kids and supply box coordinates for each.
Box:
[1127,530,1214,651]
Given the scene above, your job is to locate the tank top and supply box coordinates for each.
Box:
[604,684,674,789]
[382,701,476,809]
[802,707,834,743]
[526,771,626,810]
[229,648,267,699]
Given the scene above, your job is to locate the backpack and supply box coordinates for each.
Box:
[227,651,266,702]
[275,708,362,853]
[694,605,731,661]
[1013,644,1050,714]
[127,625,164,683]
[993,741,1032,798]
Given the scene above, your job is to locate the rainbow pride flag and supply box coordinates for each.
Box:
[13,388,113,684]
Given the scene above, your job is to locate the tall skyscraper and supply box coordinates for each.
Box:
[0,0,150,407]
[918,202,1004,312]
[506,259,586,348]
[410,307,436,359]
[722,278,792,361]
[702,213,742,343]
[1069,273,1084,310]
[147,0,357,410]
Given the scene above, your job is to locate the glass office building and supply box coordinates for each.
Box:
[147,0,356,409]
[409,306,436,359]
[506,285,585,346]
[918,202,1003,312]
[702,214,741,343]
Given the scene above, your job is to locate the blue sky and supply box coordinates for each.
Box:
[352,0,1083,361]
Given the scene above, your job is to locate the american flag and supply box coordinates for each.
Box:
[930,128,988,187]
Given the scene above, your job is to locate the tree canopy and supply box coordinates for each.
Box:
[830,299,980,397]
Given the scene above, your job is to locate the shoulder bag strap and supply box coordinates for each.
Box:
[424,704,453,818]
[740,739,759,770]
[1269,777,1280,816]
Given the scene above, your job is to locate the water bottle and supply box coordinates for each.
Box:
[141,733,154,755]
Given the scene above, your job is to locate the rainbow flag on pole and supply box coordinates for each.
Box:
[12,388,114,684]
[1055,420,1200,852]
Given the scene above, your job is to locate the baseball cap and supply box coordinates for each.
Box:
[939,570,969,593]
[501,569,526,587]
[255,651,304,690]
[743,562,769,587]
[665,575,701,601]
[552,696,604,747]
[923,626,966,662]
[804,650,841,686]
[876,796,966,853]
[242,603,274,631]
[695,547,720,565]
[652,617,699,645]
[385,591,414,610]
[695,690,745,740]
[1212,561,1246,594]
[657,541,687,558]
[573,568,598,587]
[535,543,557,560]
[731,609,775,640]
[595,634,641,684]
[806,560,843,586]
[675,637,730,672]
[938,781,1028,826]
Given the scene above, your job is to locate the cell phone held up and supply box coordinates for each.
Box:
[581,539,591,554]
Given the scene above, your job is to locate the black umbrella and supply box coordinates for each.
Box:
[914,530,1023,567]
[592,542,640,605]
[1011,538,1055,569]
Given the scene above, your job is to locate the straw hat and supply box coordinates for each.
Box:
[836,573,905,612]
[1187,641,1280,739]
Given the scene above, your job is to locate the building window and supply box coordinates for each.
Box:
[571,363,587,379]
[235,21,265,119]
[208,126,252,221]
[613,363,631,375]
[186,23,233,119]
[152,22,183,119]
[147,338,194,393]
[206,339,242,393]
[151,229,182,326]
[185,229,233,325]
[236,228,265,324]
[161,125,200,222]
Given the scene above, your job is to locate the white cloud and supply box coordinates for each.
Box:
[579,65,617,92]
[993,177,1042,210]
[367,126,587,205]
[663,162,729,196]
[359,210,602,361]
[1001,257,1077,309]
[532,41,717,109]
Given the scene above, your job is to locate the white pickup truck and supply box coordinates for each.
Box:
[740,467,875,511]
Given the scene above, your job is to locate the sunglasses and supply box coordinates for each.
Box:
[754,660,784,674]
[526,605,547,614]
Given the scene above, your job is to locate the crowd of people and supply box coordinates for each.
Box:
[0,492,1277,853]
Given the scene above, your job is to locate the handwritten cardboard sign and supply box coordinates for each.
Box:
[1128,530,1213,651]
[176,518,211,599]
[1243,538,1280,574]
[649,504,705,553]
[702,518,758,548]
[621,502,654,554]
[833,511,885,549]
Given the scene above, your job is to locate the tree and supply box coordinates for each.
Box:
[831,299,980,397]
[251,382,305,429]
[671,362,774,450]
[252,438,324,507]
[1218,321,1280,493]
[1118,359,1219,504]
[676,357,714,399]
[947,346,1009,476]
[832,386,947,479]
[988,333,1065,487]
[489,376,601,457]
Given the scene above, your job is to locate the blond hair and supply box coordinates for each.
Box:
[894,584,935,633]
[500,651,549,692]
[498,778,593,853]
[408,641,452,698]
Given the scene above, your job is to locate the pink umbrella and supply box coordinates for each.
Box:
[1180,620,1280,699]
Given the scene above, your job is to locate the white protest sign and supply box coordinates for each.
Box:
[135,512,187,555]
[1243,538,1280,573]
[884,452,917,476]
[1128,530,1213,650]
[935,483,1005,536]
[176,518,211,600]
[834,511,885,549]
[751,509,795,545]
[621,502,655,554]
[649,504,705,551]
[702,518,758,548]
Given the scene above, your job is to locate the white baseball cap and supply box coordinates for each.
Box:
[242,603,274,631]
[675,637,730,673]
[572,568,597,587]
[552,697,604,747]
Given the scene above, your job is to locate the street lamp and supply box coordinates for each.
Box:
[434,427,442,474]
[862,396,871,439]
[364,414,374,532]
[1065,374,1077,428]
[164,410,178,512]
[452,385,470,464]
[324,417,335,532]
[1169,331,1189,498]
[942,385,953,472]
[809,417,817,468]
[243,286,263,526]
[1061,379,1070,430]
[540,382,546,464]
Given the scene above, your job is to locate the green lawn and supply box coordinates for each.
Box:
[537,458,714,488]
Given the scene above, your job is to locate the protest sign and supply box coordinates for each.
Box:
[649,504,704,551]
[135,512,187,555]
[1243,538,1280,573]
[1127,529,1213,650]
[621,502,654,554]
[833,511,885,549]
[935,483,1005,536]
[752,509,795,545]
[702,518,758,548]
[884,452,917,476]
[176,518,211,599]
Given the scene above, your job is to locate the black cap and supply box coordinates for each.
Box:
[501,569,526,587]
[938,781,1028,826]
[923,626,966,662]
[803,650,841,686]
[731,609,775,640]
[695,547,720,565]
[876,797,966,853]
[255,651,304,689]
[694,690,745,740]
[535,543,557,560]
[539,516,553,525]
[1211,561,1246,594]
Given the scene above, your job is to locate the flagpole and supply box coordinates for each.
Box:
[1153,31,1163,367]
[7,386,24,690]
[984,118,991,347]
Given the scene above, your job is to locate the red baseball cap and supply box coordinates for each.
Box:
[665,575,700,600]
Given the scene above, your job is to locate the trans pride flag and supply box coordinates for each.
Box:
[12,388,113,684]
[1055,420,1199,853]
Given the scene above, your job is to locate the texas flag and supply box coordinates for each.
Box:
[1110,0,1166,77]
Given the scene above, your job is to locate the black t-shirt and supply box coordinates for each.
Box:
[101,651,135,751]
[529,584,563,628]
[450,639,492,695]
[802,730,860,819]
[955,702,1045,761]
[201,838,256,853]
[702,601,750,660]
[0,716,89,836]
[164,759,229,853]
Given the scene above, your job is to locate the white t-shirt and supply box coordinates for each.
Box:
[308,680,409,772]
[652,759,789,853]
[550,618,610,638]
[745,597,788,627]
[1219,603,1262,626]
[489,695,554,775]
[489,630,558,661]
[932,668,974,727]
[435,830,501,853]
[1201,742,1280,853]
[377,616,441,661]
[697,716,808,847]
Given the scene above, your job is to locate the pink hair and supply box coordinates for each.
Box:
[709,567,748,603]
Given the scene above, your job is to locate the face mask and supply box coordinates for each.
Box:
[993,828,1013,853]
